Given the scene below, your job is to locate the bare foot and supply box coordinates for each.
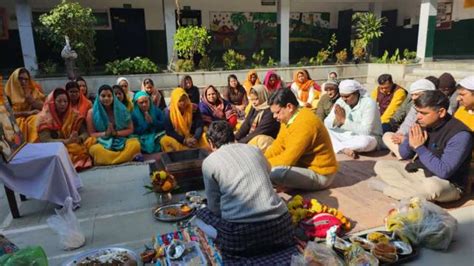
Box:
[341,148,359,159]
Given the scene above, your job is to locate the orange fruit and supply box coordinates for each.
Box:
[161,180,173,192]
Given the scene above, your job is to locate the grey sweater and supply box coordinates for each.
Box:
[202,143,288,222]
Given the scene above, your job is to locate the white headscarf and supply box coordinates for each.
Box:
[409,79,436,94]
[459,75,474,91]
[339,79,364,94]
[116,77,134,98]
[322,80,339,91]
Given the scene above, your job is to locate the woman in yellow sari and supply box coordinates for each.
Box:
[160,88,208,152]
[242,70,261,95]
[86,85,141,165]
[37,88,92,171]
[4,68,45,143]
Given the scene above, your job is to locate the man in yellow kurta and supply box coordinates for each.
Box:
[264,89,338,191]
[371,74,407,132]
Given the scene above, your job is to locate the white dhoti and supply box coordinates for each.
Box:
[328,129,378,153]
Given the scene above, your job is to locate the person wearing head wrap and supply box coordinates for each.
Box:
[116,77,135,100]
[159,88,207,152]
[66,81,92,118]
[4,68,46,142]
[112,84,133,112]
[86,85,141,165]
[235,85,280,152]
[454,76,474,131]
[199,85,237,128]
[382,79,436,159]
[371,74,407,127]
[324,80,382,159]
[141,78,167,110]
[263,70,284,93]
[180,75,200,104]
[37,88,92,170]
[131,91,165,154]
[371,90,472,202]
[242,70,261,95]
[290,70,319,108]
[438,73,458,114]
[315,80,339,121]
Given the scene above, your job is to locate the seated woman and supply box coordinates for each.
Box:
[131,91,165,154]
[66,81,92,118]
[76,76,94,102]
[235,85,280,152]
[160,88,207,152]
[199,85,237,129]
[86,85,141,165]
[4,68,45,143]
[113,85,133,111]
[180,75,200,104]
[141,78,166,110]
[36,88,92,171]
[242,70,261,95]
[116,77,135,100]
[222,74,248,120]
[290,70,320,108]
[263,70,284,93]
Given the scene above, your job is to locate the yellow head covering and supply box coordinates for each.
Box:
[243,70,261,94]
[170,88,193,138]
[4,68,44,111]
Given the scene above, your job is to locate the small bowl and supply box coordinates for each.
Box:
[166,240,186,260]
[391,240,413,255]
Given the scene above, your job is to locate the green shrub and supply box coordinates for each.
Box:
[403,49,417,60]
[175,59,195,72]
[38,60,58,74]
[198,55,215,71]
[251,50,265,67]
[37,0,96,72]
[266,56,278,67]
[105,57,159,75]
[174,26,211,60]
[315,49,331,65]
[222,49,246,70]
[296,57,310,67]
[335,49,348,64]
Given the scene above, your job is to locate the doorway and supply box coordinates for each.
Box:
[110,8,147,59]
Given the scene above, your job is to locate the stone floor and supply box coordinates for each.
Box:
[1,162,473,265]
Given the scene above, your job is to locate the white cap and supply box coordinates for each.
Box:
[459,75,474,91]
[339,80,363,94]
[409,79,436,93]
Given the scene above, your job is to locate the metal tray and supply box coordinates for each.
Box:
[153,203,194,222]
[62,246,139,266]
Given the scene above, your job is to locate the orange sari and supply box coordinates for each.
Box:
[71,94,92,118]
[37,91,92,170]
[291,70,314,103]
[243,70,261,95]
[4,68,45,143]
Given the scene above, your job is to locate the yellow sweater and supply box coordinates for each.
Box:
[455,106,474,131]
[371,86,407,124]
[264,108,338,176]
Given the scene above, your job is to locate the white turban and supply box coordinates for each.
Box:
[459,75,474,91]
[116,77,129,86]
[409,79,436,94]
[339,80,363,94]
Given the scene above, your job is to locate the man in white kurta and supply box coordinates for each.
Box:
[324,80,383,158]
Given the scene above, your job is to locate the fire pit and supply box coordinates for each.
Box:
[158,149,209,191]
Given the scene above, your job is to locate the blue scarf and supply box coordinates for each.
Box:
[92,93,131,151]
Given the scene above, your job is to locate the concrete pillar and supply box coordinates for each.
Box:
[163,0,176,64]
[15,0,38,75]
[278,0,290,66]
[416,0,437,61]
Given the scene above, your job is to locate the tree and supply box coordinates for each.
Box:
[352,12,385,61]
[37,0,96,72]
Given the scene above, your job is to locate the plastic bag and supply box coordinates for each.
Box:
[385,197,457,250]
[0,246,48,266]
[291,241,344,266]
[47,197,85,250]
